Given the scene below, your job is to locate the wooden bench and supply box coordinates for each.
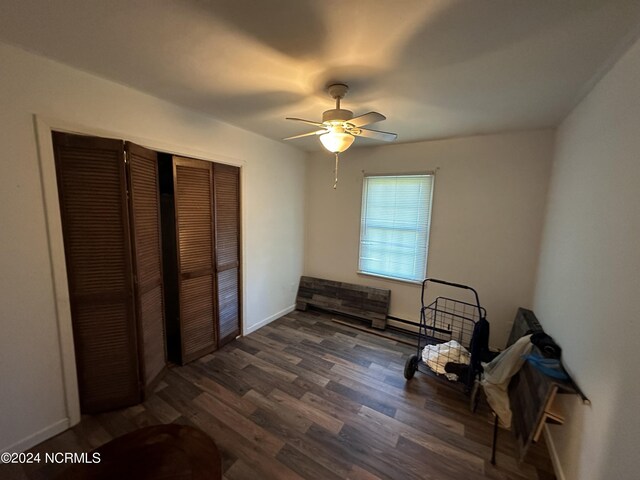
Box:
[295,276,391,329]
[489,308,585,465]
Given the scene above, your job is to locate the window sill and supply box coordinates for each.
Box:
[357,271,423,286]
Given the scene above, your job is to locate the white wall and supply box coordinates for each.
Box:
[305,130,554,348]
[533,37,640,480]
[0,43,305,452]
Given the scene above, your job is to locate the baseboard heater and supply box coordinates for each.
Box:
[295,276,390,329]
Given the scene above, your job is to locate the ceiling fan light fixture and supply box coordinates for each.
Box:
[284,82,395,167]
[319,131,354,153]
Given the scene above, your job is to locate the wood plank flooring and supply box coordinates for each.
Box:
[2,310,556,480]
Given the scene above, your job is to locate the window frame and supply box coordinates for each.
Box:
[356,172,435,285]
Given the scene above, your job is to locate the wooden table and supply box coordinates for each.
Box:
[488,308,587,466]
[56,424,222,480]
[509,356,576,462]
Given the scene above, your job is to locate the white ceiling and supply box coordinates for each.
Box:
[1,0,640,151]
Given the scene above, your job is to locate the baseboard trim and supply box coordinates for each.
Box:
[243,304,296,335]
[543,425,566,480]
[1,418,69,454]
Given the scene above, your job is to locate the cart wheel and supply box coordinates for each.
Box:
[404,355,419,380]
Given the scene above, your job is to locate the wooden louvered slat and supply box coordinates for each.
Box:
[62,161,128,295]
[139,285,165,382]
[74,303,138,410]
[217,268,239,341]
[214,163,241,346]
[176,165,213,273]
[53,132,140,413]
[127,142,166,391]
[173,156,217,363]
[213,164,240,269]
[181,276,216,354]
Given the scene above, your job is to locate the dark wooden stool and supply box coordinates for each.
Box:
[57,424,222,480]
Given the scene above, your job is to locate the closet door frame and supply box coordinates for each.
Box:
[236,172,243,338]
[34,116,244,431]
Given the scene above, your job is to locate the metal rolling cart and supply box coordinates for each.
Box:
[404,278,487,393]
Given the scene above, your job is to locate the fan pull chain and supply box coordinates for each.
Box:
[333,153,340,189]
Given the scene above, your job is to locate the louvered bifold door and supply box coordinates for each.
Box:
[213,163,241,347]
[173,157,217,363]
[126,142,166,392]
[52,132,140,413]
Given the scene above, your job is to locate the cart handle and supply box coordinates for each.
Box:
[421,278,484,319]
[423,278,474,291]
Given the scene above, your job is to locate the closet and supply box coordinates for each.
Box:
[52,132,241,413]
[160,156,241,365]
[53,133,165,413]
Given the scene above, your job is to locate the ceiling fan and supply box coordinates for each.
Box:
[283,83,397,188]
[284,83,397,152]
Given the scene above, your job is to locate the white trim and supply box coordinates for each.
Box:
[1,419,69,454]
[34,116,81,428]
[239,163,247,340]
[543,425,566,480]
[33,113,250,438]
[243,304,296,335]
[34,115,246,167]
[363,171,436,178]
[357,270,423,285]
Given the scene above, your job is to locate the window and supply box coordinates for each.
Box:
[358,174,434,283]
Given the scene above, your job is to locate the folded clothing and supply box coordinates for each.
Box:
[422,340,470,381]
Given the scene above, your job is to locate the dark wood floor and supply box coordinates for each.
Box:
[2,310,555,480]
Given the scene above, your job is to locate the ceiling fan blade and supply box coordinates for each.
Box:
[348,112,386,127]
[283,129,326,141]
[354,127,397,142]
[286,117,325,128]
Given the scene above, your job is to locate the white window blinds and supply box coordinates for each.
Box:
[358,174,434,282]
